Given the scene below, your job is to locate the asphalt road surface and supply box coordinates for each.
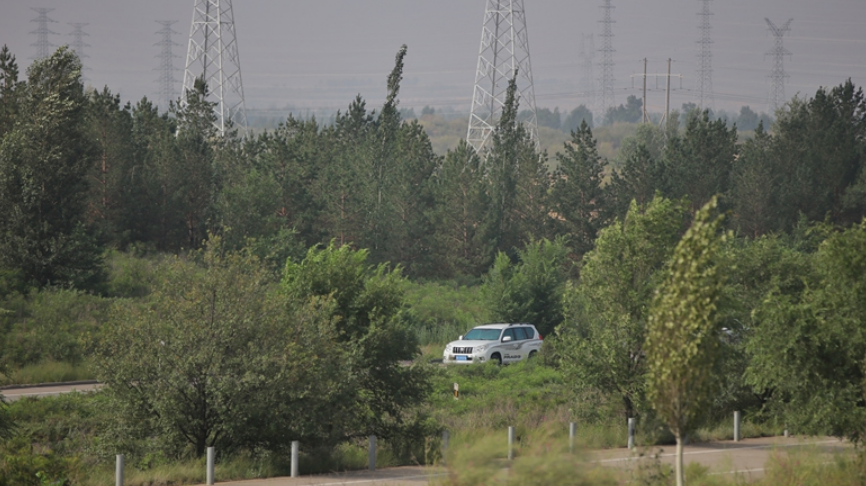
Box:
[0,381,101,401]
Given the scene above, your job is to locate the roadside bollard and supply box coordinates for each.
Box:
[453,382,459,400]
[369,435,377,471]
[734,411,741,442]
[442,430,450,465]
[115,454,124,486]
[569,422,576,453]
[291,441,299,478]
[508,426,515,460]
[627,418,635,450]
[206,447,215,485]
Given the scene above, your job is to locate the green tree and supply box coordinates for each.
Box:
[645,197,726,486]
[603,95,642,125]
[0,47,102,288]
[557,195,689,419]
[736,105,759,131]
[281,242,429,441]
[728,122,777,237]
[550,121,609,256]
[562,105,593,132]
[431,140,490,277]
[746,220,866,442]
[0,45,22,137]
[93,240,334,457]
[481,237,571,336]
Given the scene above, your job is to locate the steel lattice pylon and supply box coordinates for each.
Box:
[467,0,539,154]
[155,21,181,112]
[765,18,793,113]
[67,23,90,84]
[182,0,247,134]
[597,0,616,118]
[30,8,58,60]
[696,0,714,110]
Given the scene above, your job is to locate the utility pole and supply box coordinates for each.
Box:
[67,23,90,84]
[765,18,793,113]
[642,58,648,123]
[696,0,714,110]
[30,8,58,60]
[182,0,248,134]
[467,0,539,154]
[155,20,181,112]
[662,58,671,127]
[598,0,616,118]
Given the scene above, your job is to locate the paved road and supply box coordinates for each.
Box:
[0,381,101,401]
[191,466,447,486]
[594,435,850,480]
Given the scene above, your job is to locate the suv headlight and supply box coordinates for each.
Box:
[444,344,452,352]
[474,345,487,353]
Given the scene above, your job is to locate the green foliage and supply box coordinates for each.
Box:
[556,195,689,419]
[0,46,103,289]
[604,95,643,125]
[562,105,594,132]
[480,237,571,336]
[551,121,609,256]
[645,197,726,439]
[282,241,430,443]
[403,281,485,346]
[747,220,866,442]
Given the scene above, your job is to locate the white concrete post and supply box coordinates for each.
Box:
[734,411,741,442]
[508,426,515,460]
[206,446,215,485]
[569,422,576,453]
[369,435,377,471]
[627,418,635,450]
[291,441,299,477]
[115,454,124,486]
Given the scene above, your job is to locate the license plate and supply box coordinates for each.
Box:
[456,356,468,361]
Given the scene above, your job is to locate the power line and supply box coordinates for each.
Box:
[183,0,248,134]
[155,20,181,113]
[696,0,714,110]
[765,18,793,113]
[467,0,539,154]
[30,7,58,60]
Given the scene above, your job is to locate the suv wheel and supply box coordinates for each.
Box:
[491,353,502,365]
[528,350,538,359]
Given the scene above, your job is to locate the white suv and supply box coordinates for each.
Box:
[443,323,543,365]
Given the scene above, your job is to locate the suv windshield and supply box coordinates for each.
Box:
[463,328,503,341]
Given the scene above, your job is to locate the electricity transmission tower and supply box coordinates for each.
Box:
[598,0,616,118]
[67,23,90,84]
[155,21,181,112]
[467,0,539,154]
[30,8,58,60]
[579,34,596,104]
[696,0,714,109]
[765,18,793,113]
[182,0,248,134]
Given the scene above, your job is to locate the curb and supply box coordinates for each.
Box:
[0,380,100,391]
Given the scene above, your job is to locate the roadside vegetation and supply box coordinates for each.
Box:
[1,44,866,485]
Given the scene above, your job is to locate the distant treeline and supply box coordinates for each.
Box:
[1,44,865,292]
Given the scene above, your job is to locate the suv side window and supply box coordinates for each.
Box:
[513,327,528,341]
[502,328,517,341]
[522,327,536,340]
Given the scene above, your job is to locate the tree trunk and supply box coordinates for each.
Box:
[675,434,684,486]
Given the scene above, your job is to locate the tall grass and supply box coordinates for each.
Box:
[0,360,94,385]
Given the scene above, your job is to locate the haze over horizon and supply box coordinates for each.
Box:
[2,0,864,119]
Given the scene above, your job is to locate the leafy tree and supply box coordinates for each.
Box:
[93,240,335,457]
[604,95,643,125]
[645,197,726,486]
[281,242,429,442]
[481,237,571,336]
[431,140,490,277]
[562,105,593,132]
[0,45,22,137]
[747,220,866,442]
[0,47,102,289]
[557,196,689,419]
[736,105,759,131]
[663,110,737,213]
[550,121,609,256]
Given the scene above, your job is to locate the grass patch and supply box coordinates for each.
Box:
[0,360,94,386]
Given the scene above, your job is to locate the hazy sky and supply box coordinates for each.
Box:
[2,1,864,117]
